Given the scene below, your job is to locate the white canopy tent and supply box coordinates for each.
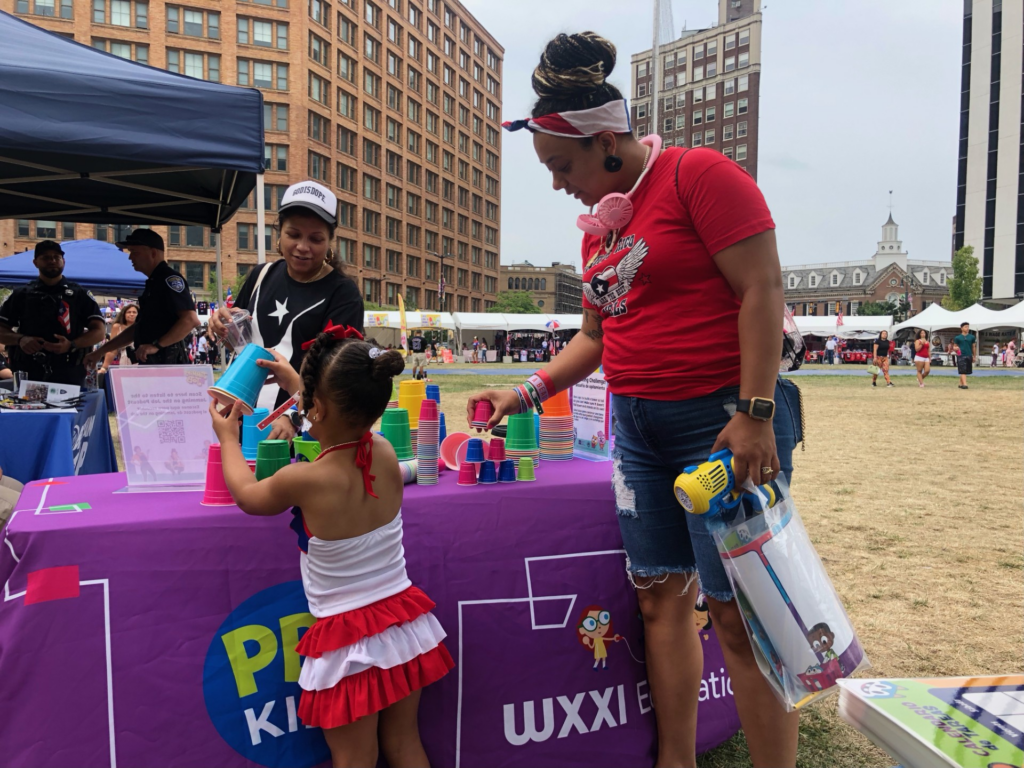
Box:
[892,302,1017,333]
[792,315,892,338]
[362,311,456,330]
[453,313,583,333]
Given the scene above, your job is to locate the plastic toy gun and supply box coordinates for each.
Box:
[673,449,782,516]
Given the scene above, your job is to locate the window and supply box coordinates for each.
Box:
[238,59,288,90]
[723,124,733,141]
[809,274,818,288]
[738,74,749,92]
[363,174,381,202]
[408,2,419,26]
[309,151,329,182]
[388,17,401,43]
[725,33,736,50]
[387,51,402,77]
[831,273,840,287]
[309,72,329,105]
[704,129,714,145]
[338,88,357,118]
[110,0,130,25]
[787,275,796,289]
[338,54,356,84]
[724,78,735,96]
[364,70,380,98]
[637,82,647,98]
[265,103,289,131]
[386,150,401,177]
[675,114,686,130]
[737,121,747,137]
[739,29,749,46]
[738,52,749,68]
[338,163,357,191]
[408,67,421,92]
[736,144,747,161]
[338,202,356,228]
[363,138,381,166]
[309,110,330,143]
[364,104,380,132]
[310,0,327,26]
[363,209,381,236]
[408,35,420,60]
[386,217,402,242]
[407,128,421,153]
[692,132,702,147]
[707,40,717,58]
[309,32,328,63]
[264,144,288,171]
[363,278,380,304]
[705,106,715,122]
[725,56,736,73]
[724,102,734,119]
[636,103,647,120]
[738,98,748,115]
[92,39,149,63]
[693,66,703,82]
[364,33,380,62]
[692,109,702,126]
[168,50,219,81]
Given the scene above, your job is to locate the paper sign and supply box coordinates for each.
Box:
[109,365,216,487]
[572,369,611,461]
[19,380,80,403]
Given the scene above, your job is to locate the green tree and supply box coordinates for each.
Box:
[486,291,542,314]
[942,245,983,310]
[206,270,249,301]
[856,300,897,316]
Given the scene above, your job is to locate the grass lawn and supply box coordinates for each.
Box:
[109,371,1022,767]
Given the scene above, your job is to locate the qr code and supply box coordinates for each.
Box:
[157,419,186,444]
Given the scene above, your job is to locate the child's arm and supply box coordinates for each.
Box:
[210,399,307,516]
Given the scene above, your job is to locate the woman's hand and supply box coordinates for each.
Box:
[268,415,297,441]
[711,414,779,488]
[209,398,244,442]
[466,389,522,431]
[208,307,239,343]
[256,349,302,394]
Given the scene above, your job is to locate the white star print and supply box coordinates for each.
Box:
[268,298,289,324]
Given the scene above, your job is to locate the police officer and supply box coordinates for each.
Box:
[0,240,106,386]
[85,229,199,368]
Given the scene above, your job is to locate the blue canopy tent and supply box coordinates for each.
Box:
[0,11,266,300]
[0,239,146,297]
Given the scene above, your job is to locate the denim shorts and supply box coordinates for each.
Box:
[611,378,803,601]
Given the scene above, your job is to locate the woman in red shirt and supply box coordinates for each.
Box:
[467,33,802,766]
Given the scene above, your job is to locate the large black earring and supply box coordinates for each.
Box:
[604,155,623,173]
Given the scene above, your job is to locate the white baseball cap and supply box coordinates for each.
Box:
[278,180,337,226]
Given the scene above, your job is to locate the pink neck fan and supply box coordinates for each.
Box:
[576,134,664,237]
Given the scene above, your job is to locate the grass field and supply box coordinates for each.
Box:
[110,369,1022,767]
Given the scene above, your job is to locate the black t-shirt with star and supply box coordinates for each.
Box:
[136,261,196,346]
[234,260,363,407]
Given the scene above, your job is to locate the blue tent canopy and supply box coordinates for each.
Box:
[0,239,146,297]
[0,10,263,229]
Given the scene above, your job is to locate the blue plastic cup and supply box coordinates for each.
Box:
[478,460,498,484]
[498,459,517,483]
[241,407,271,460]
[465,437,486,463]
[534,412,541,444]
[439,412,447,444]
[426,384,441,404]
[208,343,274,414]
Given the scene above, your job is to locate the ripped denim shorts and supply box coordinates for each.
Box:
[610,378,803,602]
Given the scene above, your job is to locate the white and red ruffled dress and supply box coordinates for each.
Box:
[290,435,453,729]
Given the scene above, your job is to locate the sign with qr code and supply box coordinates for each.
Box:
[109,365,216,487]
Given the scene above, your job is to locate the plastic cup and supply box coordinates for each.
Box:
[478,460,497,484]
[498,459,517,483]
[208,343,275,415]
[426,384,441,404]
[399,459,418,484]
[255,439,291,481]
[506,413,537,450]
[201,443,235,506]
[222,309,253,350]
[472,400,495,429]
[457,461,478,486]
[241,407,271,460]
[292,436,322,463]
[381,408,414,460]
[439,412,447,444]
[419,399,439,422]
[464,438,486,463]
[542,389,572,416]
[517,456,536,482]
[488,438,506,462]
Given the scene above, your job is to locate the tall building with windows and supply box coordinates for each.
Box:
[0,0,504,311]
[953,0,1023,303]
[500,261,582,314]
[630,0,762,178]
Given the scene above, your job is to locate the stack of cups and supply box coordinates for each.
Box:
[539,390,574,461]
[255,439,291,481]
[201,444,235,506]
[471,400,494,432]
[381,408,415,461]
[505,412,540,469]
[292,436,322,463]
[399,380,426,457]
[416,400,440,485]
[386,381,399,410]
[241,408,272,461]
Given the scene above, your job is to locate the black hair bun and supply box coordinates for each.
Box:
[370,349,406,381]
[532,32,617,100]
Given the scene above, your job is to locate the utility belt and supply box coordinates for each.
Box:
[140,340,189,365]
[8,345,85,371]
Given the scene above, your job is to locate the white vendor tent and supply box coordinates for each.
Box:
[453,312,521,332]
[792,315,892,339]
[363,311,456,330]
[978,301,1024,330]
[453,313,583,333]
[892,302,1015,333]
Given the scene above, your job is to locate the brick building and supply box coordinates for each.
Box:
[630,0,762,178]
[0,0,504,311]
[783,215,951,317]
[500,261,582,314]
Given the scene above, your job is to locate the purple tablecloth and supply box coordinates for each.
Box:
[0,461,740,768]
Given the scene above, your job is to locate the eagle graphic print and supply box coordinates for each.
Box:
[583,238,648,318]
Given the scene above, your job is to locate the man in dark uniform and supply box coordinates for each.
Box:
[85,230,199,368]
[0,240,106,386]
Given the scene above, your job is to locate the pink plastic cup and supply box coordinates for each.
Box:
[488,437,506,462]
[201,444,235,506]
[472,400,495,430]
[419,399,439,422]
[457,460,478,486]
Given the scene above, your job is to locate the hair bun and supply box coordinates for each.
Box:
[532,32,617,100]
[371,349,406,382]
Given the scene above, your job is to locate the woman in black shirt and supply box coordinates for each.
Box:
[872,330,894,387]
[209,181,364,439]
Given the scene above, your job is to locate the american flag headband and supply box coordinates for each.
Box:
[502,99,631,138]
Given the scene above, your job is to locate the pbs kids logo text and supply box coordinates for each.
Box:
[203,581,329,768]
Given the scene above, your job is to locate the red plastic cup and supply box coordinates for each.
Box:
[419,399,439,422]
[472,400,495,430]
[488,437,506,462]
[202,444,235,506]
[457,460,478,486]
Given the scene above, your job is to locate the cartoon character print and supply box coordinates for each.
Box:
[583,239,649,317]
[693,594,712,641]
[576,606,622,670]
[806,622,838,664]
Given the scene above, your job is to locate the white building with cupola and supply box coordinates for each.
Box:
[782,215,951,317]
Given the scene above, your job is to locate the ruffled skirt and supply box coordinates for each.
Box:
[296,585,454,729]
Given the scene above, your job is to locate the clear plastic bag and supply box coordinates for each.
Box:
[707,476,870,711]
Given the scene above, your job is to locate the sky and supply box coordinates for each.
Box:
[468,0,964,269]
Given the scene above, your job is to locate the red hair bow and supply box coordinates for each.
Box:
[301,321,364,350]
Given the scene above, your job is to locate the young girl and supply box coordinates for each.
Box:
[210,328,453,768]
[913,329,931,387]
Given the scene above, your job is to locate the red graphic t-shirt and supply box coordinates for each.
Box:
[581,147,775,400]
